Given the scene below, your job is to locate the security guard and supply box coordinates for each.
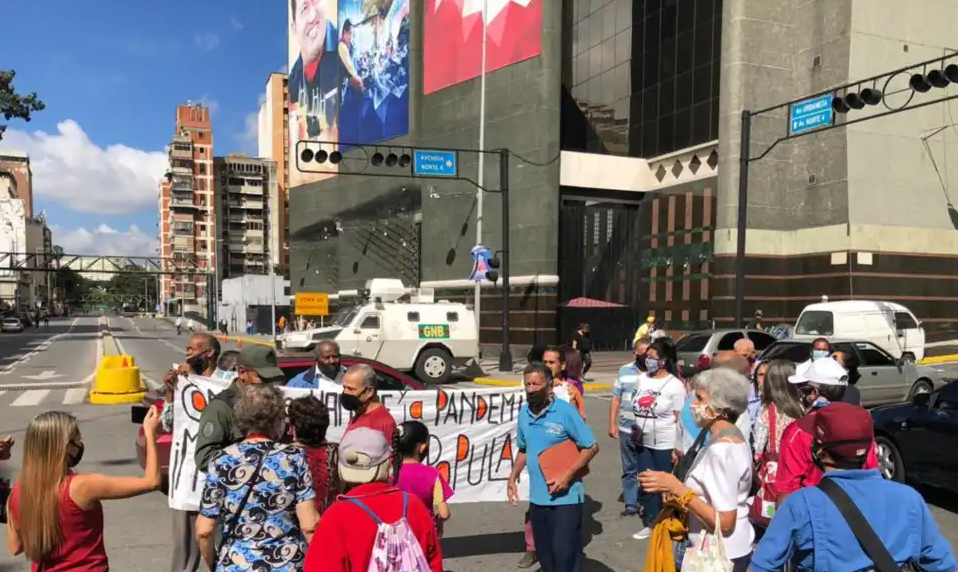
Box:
[194,345,287,472]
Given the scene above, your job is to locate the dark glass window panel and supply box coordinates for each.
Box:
[711,61,720,98]
[658,113,676,152]
[629,124,641,153]
[692,63,711,103]
[642,86,658,123]
[660,38,676,81]
[695,0,715,24]
[632,15,645,52]
[677,0,695,32]
[693,22,712,67]
[714,0,723,19]
[615,30,631,66]
[712,17,722,57]
[600,38,615,74]
[602,3,617,42]
[676,30,694,71]
[710,97,720,139]
[643,50,660,88]
[675,71,693,109]
[647,0,662,14]
[614,62,630,101]
[642,121,659,156]
[630,94,642,122]
[645,12,661,46]
[674,108,692,148]
[661,3,678,40]
[691,101,710,142]
[616,0,631,34]
[660,77,676,116]
[631,59,643,94]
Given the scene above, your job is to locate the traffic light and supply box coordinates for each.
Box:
[299,147,341,165]
[832,87,883,114]
[485,256,500,283]
[298,143,411,169]
[909,64,958,93]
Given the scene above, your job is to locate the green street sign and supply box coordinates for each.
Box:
[418,324,450,339]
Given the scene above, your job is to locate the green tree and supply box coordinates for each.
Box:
[104,266,159,310]
[55,267,89,303]
[52,244,65,259]
[273,264,290,279]
[0,70,45,140]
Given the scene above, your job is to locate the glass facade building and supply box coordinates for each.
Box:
[562,0,723,157]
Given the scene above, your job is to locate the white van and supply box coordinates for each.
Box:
[793,300,925,362]
[277,279,478,384]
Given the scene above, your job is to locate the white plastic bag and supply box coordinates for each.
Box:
[680,512,733,572]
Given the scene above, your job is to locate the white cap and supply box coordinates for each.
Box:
[789,357,848,386]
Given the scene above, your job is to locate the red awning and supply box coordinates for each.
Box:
[563,297,627,308]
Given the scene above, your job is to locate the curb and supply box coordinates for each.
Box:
[0,381,89,391]
[472,377,614,391]
[226,336,275,347]
[918,354,958,365]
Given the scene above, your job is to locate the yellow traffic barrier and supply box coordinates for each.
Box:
[89,354,146,405]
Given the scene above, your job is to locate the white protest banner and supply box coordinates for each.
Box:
[168,376,529,511]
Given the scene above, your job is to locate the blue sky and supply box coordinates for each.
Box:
[0,0,287,256]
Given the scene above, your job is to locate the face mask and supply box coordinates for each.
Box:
[635,354,647,371]
[526,389,549,410]
[317,362,340,379]
[186,353,208,374]
[645,357,660,374]
[812,350,830,359]
[690,402,715,427]
[340,392,363,411]
[67,442,84,468]
[747,356,756,365]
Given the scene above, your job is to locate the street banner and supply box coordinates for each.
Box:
[168,375,529,511]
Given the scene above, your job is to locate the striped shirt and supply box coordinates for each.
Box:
[612,362,641,431]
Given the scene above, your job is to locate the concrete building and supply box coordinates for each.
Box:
[217,274,290,334]
[257,72,290,267]
[0,150,33,219]
[0,199,28,310]
[23,215,53,308]
[287,0,958,350]
[158,103,216,317]
[213,154,279,281]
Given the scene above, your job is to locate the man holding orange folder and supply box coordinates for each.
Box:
[507,363,599,572]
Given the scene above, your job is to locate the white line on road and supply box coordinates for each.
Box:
[12,389,50,407]
[0,318,83,376]
[63,388,88,405]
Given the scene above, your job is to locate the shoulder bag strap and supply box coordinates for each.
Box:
[768,403,777,455]
[217,446,270,555]
[818,478,902,572]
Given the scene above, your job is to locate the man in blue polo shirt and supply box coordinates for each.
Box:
[750,402,956,572]
[508,363,598,572]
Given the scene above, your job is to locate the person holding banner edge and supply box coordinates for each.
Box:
[508,363,598,572]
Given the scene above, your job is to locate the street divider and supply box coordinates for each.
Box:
[89,330,146,405]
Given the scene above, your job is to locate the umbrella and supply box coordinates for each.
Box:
[562,297,627,309]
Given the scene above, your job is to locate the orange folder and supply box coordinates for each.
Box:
[537,439,590,483]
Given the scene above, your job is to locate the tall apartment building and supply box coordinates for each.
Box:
[157,103,215,317]
[214,154,278,281]
[257,72,289,267]
[0,149,33,219]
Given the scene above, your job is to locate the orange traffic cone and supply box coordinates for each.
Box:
[121,357,129,367]
[236,339,243,348]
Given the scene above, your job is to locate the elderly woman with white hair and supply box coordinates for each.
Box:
[639,368,754,572]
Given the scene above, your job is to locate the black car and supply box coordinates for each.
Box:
[871,381,958,489]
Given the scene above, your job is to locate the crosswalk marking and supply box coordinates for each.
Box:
[63,388,88,405]
[12,389,50,407]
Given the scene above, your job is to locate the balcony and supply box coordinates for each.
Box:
[170,146,192,160]
[170,175,192,190]
[172,223,194,234]
[227,200,263,210]
[227,185,264,196]
[170,199,199,211]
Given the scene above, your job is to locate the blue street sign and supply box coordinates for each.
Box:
[789,94,834,136]
[413,150,458,177]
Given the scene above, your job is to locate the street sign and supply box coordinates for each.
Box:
[789,94,834,136]
[413,150,458,177]
[294,292,329,316]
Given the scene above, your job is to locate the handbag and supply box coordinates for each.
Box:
[818,478,922,572]
[217,447,270,557]
[749,404,779,527]
[680,511,733,572]
[673,418,714,482]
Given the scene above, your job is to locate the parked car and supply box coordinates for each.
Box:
[757,340,945,407]
[16,313,32,327]
[0,317,23,333]
[871,381,958,488]
[675,329,778,378]
[132,354,427,489]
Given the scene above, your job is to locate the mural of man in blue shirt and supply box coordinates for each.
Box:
[288,0,341,140]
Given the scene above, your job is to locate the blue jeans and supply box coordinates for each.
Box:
[619,430,641,513]
[636,446,674,526]
[529,503,584,572]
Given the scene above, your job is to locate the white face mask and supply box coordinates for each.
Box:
[690,402,716,427]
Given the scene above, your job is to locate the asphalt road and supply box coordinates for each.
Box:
[1,387,957,572]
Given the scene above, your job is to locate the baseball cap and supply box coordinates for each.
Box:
[338,427,392,484]
[789,357,847,386]
[238,345,285,381]
[812,402,873,459]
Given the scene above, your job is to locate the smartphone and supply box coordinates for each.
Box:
[130,405,147,424]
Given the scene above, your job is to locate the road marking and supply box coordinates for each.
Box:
[0,391,5,401]
[161,338,182,353]
[21,371,64,381]
[63,388,88,405]
[12,389,50,407]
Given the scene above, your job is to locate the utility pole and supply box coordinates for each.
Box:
[473,0,488,355]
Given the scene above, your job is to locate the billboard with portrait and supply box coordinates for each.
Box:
[288,0,410,187]
[424,0,542,95]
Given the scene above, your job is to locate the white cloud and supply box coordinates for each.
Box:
[196,95,219,116]
[52,224,158,257]
[1,120,166,215]
[194,32,220,52]
[230,17,244,31]
[237,92,267,155]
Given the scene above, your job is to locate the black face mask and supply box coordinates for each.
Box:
[186,353,208,374]
[526,390,549,411]
[340,393,362,412]
[67,442,84,468]
[317,362,340,379]
[635,354,647,371]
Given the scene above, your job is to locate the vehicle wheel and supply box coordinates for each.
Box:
[907,379,933,400]
[901,352,916,364]
[415,348,453,384]
[875,435,905,483]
